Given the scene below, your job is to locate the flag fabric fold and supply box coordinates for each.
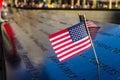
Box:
[86,20,97,27]
[86,20,100,39]
[49,21,92,62]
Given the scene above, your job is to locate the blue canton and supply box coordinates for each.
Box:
[68,22,88,42]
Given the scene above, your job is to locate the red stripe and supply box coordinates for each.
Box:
[49,28,68,39]
[56,37,90,55]
[60,45,91,62]
[52,37,71,47]
[54,41,72,51]
[58,42,91,59]
[3,23,18,57]
[50,33,70,44]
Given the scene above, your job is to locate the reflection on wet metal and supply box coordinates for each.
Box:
[80,53,119,76]
[99,31,120,39]
[21,54,34,70]
[88,27,100,39]
[6,38,42,80]
[79,54,86,57]
[5,21,120,80]
[94,40,120,56]
[48,55,78,80]
[20,52,41,80]
[89,57,119,75]
[30,69,41,80]
[94,40,112,50]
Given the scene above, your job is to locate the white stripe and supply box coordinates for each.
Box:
[50,32,69,41]
[57,40,91,57]
[59,43,91,62]
[55,36,89,53]
[51,35,70,45]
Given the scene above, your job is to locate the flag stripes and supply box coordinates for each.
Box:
[49,27,92,62]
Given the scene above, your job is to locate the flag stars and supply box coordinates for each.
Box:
[68,23,88,42]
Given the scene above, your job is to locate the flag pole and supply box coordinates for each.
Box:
[78,14,100,80]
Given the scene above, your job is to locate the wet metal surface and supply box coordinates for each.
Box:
[5,10,120,80]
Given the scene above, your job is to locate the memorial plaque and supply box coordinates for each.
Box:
[5,22,120,80]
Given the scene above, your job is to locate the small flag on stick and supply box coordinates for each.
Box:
[48,19,92,62]
[79,15,100,80]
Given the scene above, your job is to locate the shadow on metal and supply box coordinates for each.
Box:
[112,12,120,24]
[1,23,20,62]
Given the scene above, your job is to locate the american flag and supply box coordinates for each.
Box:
[49,21,92,62]
[86,20,100,39]
[86,20,97,27]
